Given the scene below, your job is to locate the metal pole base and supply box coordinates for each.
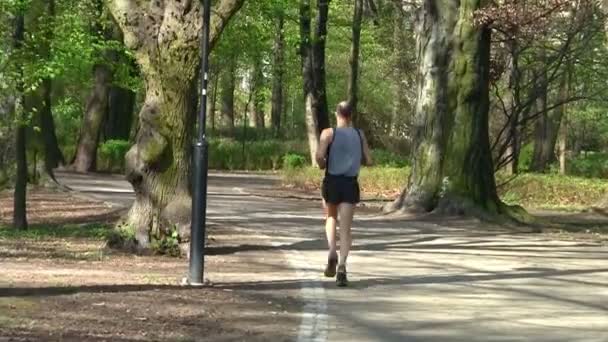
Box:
[180,276,212,287]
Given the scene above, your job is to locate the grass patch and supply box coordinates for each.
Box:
[282,167,409,198]
[282,168,608,210]
[0,223,112,240]
[499,173,608,210]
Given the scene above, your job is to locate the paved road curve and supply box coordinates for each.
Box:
[57,171,608,342]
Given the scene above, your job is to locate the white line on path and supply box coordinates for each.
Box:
[269,240,329,342]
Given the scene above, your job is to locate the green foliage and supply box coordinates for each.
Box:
[150,228,181,257]
[209,138,309,170]
[567,153,608,179]
[283,153,307,169]
[371,149,409,168]
[98,139,130,172]
[518,143,534,172]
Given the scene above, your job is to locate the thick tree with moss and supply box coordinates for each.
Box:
[106,0,244,248]
[387,0,505,216]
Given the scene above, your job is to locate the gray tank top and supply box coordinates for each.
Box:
[327,127,362,177]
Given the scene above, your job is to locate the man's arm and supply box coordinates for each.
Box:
[316,128,333,169]
[360,131,373,166]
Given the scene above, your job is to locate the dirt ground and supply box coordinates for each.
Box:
[0,189,300,341]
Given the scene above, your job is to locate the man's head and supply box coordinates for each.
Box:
[336,101,353,120]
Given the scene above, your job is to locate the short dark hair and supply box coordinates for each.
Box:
[336,101,353,119]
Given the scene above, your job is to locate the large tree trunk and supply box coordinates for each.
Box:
[300,0,330,166]
[72,64,112,172]
[13,11,27,230]
[387,0,504,217]
[347,0,363,121]
[271,14,285,136]
[108,0,244,249]
[220,59,236,131]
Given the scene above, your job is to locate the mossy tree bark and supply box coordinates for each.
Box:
[107,0,244,249]
[388,0,506,218]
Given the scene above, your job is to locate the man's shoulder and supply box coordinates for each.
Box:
[321,127,335,138]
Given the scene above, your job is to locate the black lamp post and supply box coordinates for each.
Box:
[188,0,212,286]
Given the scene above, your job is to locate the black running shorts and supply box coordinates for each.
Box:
[322,174,360,205]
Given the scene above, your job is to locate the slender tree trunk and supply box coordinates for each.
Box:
[530,61,563,173]
[220,59,236,131]
[39,78,64,169]
[390,4,404,136]
[556,71,570,175]
[72,0,114,172]
[104,86,136,141]
[271,14,285,136]
[312,0,330,131]
[72,64,111,172]
[208,73,218,132]
[37,0,64,172]
[300,0,330,165]
[300,0,317,164]
[558,114,567,175]
[252,58,265,128]
[502,40,521,175]
[28,0,64,179]
[347,0,363,121]
[387,0,504,217]
[13,11,27,230]
[107,0,244,248]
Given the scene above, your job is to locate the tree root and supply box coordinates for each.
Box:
[385,193,541,232]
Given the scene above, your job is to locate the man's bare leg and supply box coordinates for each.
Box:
[325,203,338,256]
[337,203,354,266]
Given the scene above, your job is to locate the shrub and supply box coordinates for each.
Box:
[150,228,181,257]
[567,152,608,178]
[209,138,243,170]
[371,149,409,168]
[98,139,130,172]
[518,143,534,171]
[283,153,307,169]
[209,138,309,170]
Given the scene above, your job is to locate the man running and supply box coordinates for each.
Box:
[316,101,372,287]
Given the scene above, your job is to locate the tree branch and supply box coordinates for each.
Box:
[210,0,246,50]
[105,0,144,50]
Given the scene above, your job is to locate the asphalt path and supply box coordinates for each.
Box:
[56,171,608,342]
